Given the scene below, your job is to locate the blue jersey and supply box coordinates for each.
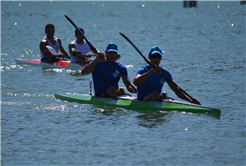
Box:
[136,64,172,100]
[92,61,128,95]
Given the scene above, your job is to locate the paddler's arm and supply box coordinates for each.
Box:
[122,75,137,93]
[68,42,76,56]
[81,52,105,75]
[68,43,87,61]
[39,39,54,57]
[167,82,201,105]
[57,38,70,59]
[133,67,156,86]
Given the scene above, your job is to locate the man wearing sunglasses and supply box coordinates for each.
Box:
[134,46,200,104]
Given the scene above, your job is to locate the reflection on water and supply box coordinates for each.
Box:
[91,106,169,128]
[66,71,83,77]
[93,106,221,129]
[41,67,65,73]
[93,107,129,116]
[136,111,169,128]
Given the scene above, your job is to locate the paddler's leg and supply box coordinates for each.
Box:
[116,87,127,96]
[106,86,118,98]
[160,92,169,99]
[144,91,160,101]
[41,57,59,63]
[106,87,127,97]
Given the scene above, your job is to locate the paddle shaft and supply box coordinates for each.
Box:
[64,15,136,91]
[120,32,195,102]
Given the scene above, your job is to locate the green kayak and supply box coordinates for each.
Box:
[55,94,221,117]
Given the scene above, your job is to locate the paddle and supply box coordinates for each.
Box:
[71,49,97,58]
[46,45,70,61]
[119,32,196,102]
[64,15,136,92]
[46,45,59,56]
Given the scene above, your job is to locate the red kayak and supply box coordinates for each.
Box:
[15,58,90,70]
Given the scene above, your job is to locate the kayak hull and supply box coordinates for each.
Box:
[15,58,89,70]
[55,94,221,117]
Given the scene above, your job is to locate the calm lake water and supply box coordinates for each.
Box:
[1,1,245,165]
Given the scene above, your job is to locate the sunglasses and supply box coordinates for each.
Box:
[150,54,162,59]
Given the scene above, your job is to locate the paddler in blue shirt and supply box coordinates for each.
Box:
[81,42,136,97]
[39,24,70,62]
[68,27,99,64]
[134,46,200,105]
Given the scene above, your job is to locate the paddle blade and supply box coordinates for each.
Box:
[46,46,59,56]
